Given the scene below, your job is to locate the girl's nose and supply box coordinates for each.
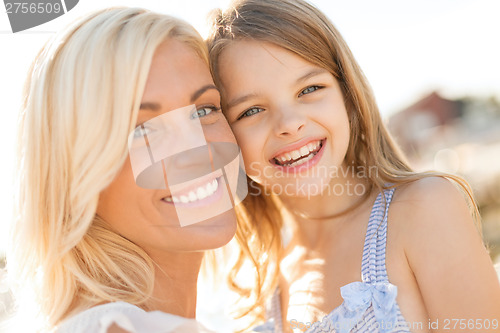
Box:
[273,106,306,137]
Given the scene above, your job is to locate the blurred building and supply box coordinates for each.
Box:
[388,92,500,262]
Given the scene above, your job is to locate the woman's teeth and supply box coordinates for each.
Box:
[163,178,219,203]
[273,140,322,167]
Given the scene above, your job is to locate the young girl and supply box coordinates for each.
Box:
[207,0,500,332]
[7,7,244,333]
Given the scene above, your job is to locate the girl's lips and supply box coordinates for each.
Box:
[270,137,325,159]
[271,139,326,173]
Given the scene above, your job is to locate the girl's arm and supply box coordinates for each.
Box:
[398,177,500,332]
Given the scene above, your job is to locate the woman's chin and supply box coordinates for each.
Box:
[182,208,237,249]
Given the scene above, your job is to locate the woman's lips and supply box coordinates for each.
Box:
[162,176,224,208]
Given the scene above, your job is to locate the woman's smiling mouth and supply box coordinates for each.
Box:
[162,175,224,208]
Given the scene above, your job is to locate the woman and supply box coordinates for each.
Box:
[7,7,244,332]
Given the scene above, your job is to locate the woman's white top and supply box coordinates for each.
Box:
[56,302,215,333]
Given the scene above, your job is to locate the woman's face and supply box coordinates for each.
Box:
[218,41,351,198]
[97,39,238,254]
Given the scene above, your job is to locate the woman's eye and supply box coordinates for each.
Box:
[191,106,220,119]
[238,107,264,120]
[133,125,155,138]
[298,85,321,97]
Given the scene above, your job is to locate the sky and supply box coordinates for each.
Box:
[0,0,500,253]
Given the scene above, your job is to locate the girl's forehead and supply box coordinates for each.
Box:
[220,40,316,73]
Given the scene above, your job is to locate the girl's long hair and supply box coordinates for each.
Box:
[207,0,479,325]
[8,7,209,331]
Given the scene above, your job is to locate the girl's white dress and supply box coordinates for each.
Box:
[56,301,215,333]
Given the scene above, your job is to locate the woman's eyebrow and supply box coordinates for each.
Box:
[190,84,219,102]
[139,102,161,111]
[139,84,219,111]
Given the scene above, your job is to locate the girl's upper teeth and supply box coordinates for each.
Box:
[291,150,301,160]
[275,140,321,163]
[165,179,218,203]
[280,153,292,162]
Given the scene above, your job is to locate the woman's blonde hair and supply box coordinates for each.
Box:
[207,0,480,325]
[7,7,209,331]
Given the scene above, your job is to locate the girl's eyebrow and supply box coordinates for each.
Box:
[295,68,329,84]
[226,69,329,110]
[226,92,259,110]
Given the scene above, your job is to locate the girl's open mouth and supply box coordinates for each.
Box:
[270,138,326,173]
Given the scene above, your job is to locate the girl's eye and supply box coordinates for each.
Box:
[298,85,321,97]
[238,107,264,120]
[191,106,221,119]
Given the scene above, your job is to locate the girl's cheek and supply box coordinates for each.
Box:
[232,127,252,146]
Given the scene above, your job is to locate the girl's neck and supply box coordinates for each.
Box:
[279,174,373,247]
[145,250,204,318]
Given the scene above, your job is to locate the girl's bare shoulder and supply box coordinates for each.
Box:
[391,176,466,207]
[388,176,477,252]
[387,178,500,321]
[390,176,472,223]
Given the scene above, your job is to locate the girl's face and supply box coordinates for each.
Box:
[97,39,237,254]
[218,41,351,197]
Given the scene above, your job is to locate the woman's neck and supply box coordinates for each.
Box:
[145,250,204,318]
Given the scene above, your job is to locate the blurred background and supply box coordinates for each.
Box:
[1,0,499,331]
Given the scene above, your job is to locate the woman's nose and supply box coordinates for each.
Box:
[162,145,214,186]
[171,144,213,171]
